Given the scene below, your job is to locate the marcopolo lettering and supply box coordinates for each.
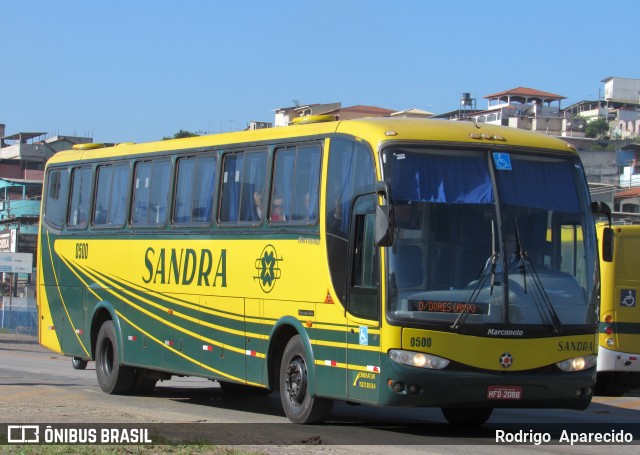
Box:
[487,329,524,336]
[143,247,227,287]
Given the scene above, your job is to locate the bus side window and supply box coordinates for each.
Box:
[193,156,217,222]
[219,151,265,224]
[68,167,92,229]
[131,160,171,226]
[44,168,70,229]
[93,164,130,227]
[271,144,321,224]
[240,152,266,223]
[174,155,217,224]
[325,138,375,305]
[110,164,130,226]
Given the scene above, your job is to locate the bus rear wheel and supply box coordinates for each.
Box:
[131,369,158,394]
[279,335,332,424]
[95,320,135,394]
[72,357,88,370]
[595,372,625,397]
[441,407,493,426]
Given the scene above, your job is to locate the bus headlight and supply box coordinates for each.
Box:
[389,350,450,370]
[556,355,597,372]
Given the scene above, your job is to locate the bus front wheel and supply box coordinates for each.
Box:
[441,407,493,426]
[95,320,135,394]
[279,335,333,424]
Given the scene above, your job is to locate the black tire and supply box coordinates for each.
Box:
[441,407,493,426]
[95,320,135,394]
[595,372,625,397]
[219,380,271,395]
[71,357,88,370]
[131,369,157,394]
[279,335,332,424]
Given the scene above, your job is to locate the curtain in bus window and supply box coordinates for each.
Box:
[240,152,265,222]
[149,160,171,225]
[338,146,374,232]
[109,164,129,225]
[391,153,493,204]
[306,148,321,220]
[274,149,295,222]
[194,156,216,222]
[338,153,353,233]
[132,162,152,224]
[45,169,70,228]
[272,148,292,222]
[175,158,196,223]
[494,156,580,213]
[69,168,92,227]
[272,145,321,223]
[94,166,113,225]
[221,154,242,222]
[289,145,321,221]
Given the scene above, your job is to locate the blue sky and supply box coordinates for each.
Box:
[1,1,638,143]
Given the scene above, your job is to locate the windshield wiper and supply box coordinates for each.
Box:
[452,221,497,331]
[513,222,563,334]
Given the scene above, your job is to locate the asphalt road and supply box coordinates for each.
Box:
[1,332,639,454]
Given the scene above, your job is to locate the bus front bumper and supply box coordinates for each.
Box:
[598,346,640,373]
[378,357,596,410]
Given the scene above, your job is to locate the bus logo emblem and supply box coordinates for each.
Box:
[499,352,513,368]
[254,244,283,293]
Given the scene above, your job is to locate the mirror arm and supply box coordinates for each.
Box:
[374,181,394,247]
[591,201,612,227]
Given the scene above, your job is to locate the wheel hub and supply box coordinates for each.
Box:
[286,357,307,405]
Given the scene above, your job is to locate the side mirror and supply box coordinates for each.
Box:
[591,201,612,227]
[591,201,613,262]
[601,227,614,263]
[375,205,394,246]
[374,181,394,247]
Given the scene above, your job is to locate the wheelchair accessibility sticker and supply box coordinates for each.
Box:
[493,152,512,171]
[359,326,368,345]
[620,289,636,307]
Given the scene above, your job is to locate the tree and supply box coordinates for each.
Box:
[163,130,200,140]
[585,118,610,139]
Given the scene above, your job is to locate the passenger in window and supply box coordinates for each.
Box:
[94,203,107,225]
[253,191,263,220]
[271,197,285,222]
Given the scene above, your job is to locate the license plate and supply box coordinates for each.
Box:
[487,385,522,400]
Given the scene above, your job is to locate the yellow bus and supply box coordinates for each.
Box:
[596,224,640,395]
[38,117,604,425]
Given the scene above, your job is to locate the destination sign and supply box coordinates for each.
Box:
[410,300,488,314]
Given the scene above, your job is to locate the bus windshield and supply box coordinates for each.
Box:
[383,146,598,331]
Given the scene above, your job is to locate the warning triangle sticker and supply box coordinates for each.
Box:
[324,290,334,304]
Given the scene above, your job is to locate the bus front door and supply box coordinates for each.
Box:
[346,195,382,404]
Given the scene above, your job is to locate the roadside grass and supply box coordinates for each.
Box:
[3,435,264,455]
[1,445,263,455]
